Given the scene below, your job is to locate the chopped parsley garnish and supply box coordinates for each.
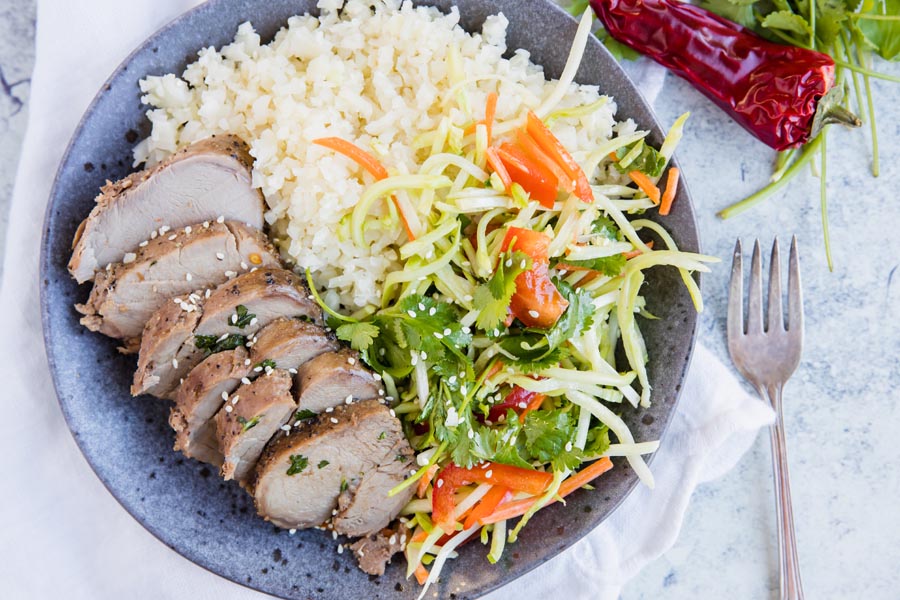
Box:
[255,358,277,370]
[294,409,317,421]
[232,304,255,328]
[194,333,246,354]
[317,460,330,469]
[559,254,626,277]
[395,454,406,462]
[378,431,386,440]
[237,415,261,432]
[613,139,665,177]
[286,454,308,476]
[340,478,348,492]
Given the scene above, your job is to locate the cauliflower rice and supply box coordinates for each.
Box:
[135,0,635,309]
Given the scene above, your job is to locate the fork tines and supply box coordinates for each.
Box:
[728,237,803,338]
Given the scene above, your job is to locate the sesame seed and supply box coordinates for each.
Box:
[122,253,136,264]
[216,216,225,223]
[184,226,192,234]
[443,328,451,336]
[150,231,158,239]
[348,357,356,365]
[345,395,353,404]
[420,351,427,360]
[373,373,382,381]
[418,303,426,311]
[281,425,290,432]
[389,534,397,545]
[462,326,471,334]
[518,402,527,409]
[186,273,193,282]
[520,259,527,269]
[139,240,148,248]
[485,470,493,478]
[378,389,385,396]
[428,307,436,316]
[565,442,573,452]
[558,270,568,277]
[288,368,297,374]
[332,530,338,540]
[240,262,248,270]
[205,289,212,298]
[463,295,473,302]
[168,235,177,241]
[407,310,416,318]
[330,418,338,424]
[528,310,540,319]
[215,252,225,261]
[202,221,210,228]
[159,226,170,234]
[325,407,334,413]
[400,534,407,545]
[171,358,178,369]
[289,529,297,535]
[244,359,251,366]
[505,259,512,267]
[337,544,344,554]
[249,317,258,327]
[389,409,396,418]
[225,405,233,413]
[436,479,444,488]
[225,270,237,278]
[434,332,443,340]
[253,366,262,372]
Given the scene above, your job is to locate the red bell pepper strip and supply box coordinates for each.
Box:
[463,485,512,530]
[501,227,569,328]
[525,111,593,202]
[516,129,575,194]
[485,147,512,191]
[432,462,554,533]
[495,143,558,208]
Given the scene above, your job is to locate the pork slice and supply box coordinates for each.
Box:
[69,135,265,283]
[131,299,203,397]
[194,268,322,338]
[295,349,382,413]
[251,400,414,534]
[349,522,411,576]
[333,436,416,537]
[215,370,296,482]
[169,347,251,466]
[76,222,279,346]
[249,318,339,373]
[133,268,322,399]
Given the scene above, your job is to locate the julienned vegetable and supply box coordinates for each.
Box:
[314,10,717,596]
[589,0,861,151]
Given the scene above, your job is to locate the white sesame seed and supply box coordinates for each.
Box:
[518,402,527,409]
[159,226,170,235]
[389,409,396,418]
[428,307,436,316]
[565,441,573,452]
[373,373,382,381]
[407,310,417,318]
[330,418,339,424]
[418,303,426,311]
[337,545,344,554]
[528,310,540,319]
[225,405,233,413]
[400,534,407,545]
[420,351,427,360]
[221,392,229,401]
[443,328,451,336]
[216,216,225,223]
[249,317,258,327]
[184,226,192,234]
[186,273,193,282]
[378,389,385,396]
[325,407,334,413]
[332,530,338,540]
[345,395,353,404]
[254,366,263,372]
[150,231,158,239]
[168,234,177,241]
[558,270,568,277]
[122,253,136,264]
[288,368,297,375]
[505,259,513,267]
[225,270,237,278]
[437,479,444,488]
[240,262,248,270]
[434,332,443,339]
[289,529,297,535]
[139,240,148,248]
[171,358,178,369]
[232,395,240,405]
[215,252,225,261]
[205,289,212,298]
[520,259,527,270]
[410,353,418,366]
[389,534,397,545]
[463,295,474,302]
[485,470,493,478]
[202,221,210,228]
[281,425,290,432]
[462,326,471,334]
[348,356,356,365]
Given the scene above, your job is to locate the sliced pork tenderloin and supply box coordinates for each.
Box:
[169,347,251,466]
[349,522,412,576]
[76,221,279,348]
[132,268,322,398]
[251,400,415,534]
[131,299,203,397]
[69,135,264,283]
[295,349,382,413]
[215,369,296,482]
[249,317,339,373]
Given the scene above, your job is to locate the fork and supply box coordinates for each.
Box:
[726,237,805,600]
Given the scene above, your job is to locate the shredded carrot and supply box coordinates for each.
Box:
[623,240,655,260]
[411,529,429,543]
[313,136,415,240]
[628,171,661,204]
[659,167,680,216]
[483,360,504,381]
[485,147,512,191]
[608,152,618,162]
[479,457,614,526]
[417,464,439,499]
[463,485,511,530]
[415,564,429,585]
[484,92,498,145]
[312,137,389,179]
[518,393,546,421]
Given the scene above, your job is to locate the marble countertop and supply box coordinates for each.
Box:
[1,1,898,598]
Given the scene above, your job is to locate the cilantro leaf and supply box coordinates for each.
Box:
[286,454,308,476]
[591,215,619,240]
[335,321,380,351]
[523,410,584,471]
[614,140,666,177]
[255,358,276,370]
[473,251,531,331]
[698,0,758,29]
[232,304,255,329]
[317,460,330,469]
[584,423,611,457]
[294,409,317,421]
[559,253,626,277]
[498,334,568,373]
[194,333,246,354]
[545,281,596,352]
[760,10,812,38]
[858,0,900,60]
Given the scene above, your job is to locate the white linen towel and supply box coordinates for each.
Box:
[0,1,774,598]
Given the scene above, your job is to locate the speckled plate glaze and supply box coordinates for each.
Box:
[40,1,700,598]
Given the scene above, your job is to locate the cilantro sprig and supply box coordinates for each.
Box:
[473,250,531,331]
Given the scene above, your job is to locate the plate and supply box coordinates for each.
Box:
[39,1,700,598]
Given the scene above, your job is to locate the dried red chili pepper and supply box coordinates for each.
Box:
[589,0,860,151]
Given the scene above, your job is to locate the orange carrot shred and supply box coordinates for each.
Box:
[485,147,512,191]
[415,564,429,585]
[484,92,498,145]
[417,464,439,499]
[463,485,511,530]
[628,170,661,204]
[659,167,680,216]
[479,457,614,526]
[623,240,655,260]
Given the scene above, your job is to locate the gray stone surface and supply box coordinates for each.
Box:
[2,1,899,598]
[0,0,34,277]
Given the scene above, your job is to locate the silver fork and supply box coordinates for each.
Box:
[726,237,805,600]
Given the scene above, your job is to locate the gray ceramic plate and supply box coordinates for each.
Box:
[40,1,700,598]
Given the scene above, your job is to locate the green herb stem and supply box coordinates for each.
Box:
[718,135,825,219]
[832,59,900,84]
[850,13,900,21]
[839,32,866,128]
[856,47,880,178]
[820,133,833,272]
[771,149,796,183]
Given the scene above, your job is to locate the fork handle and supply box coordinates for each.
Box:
[764,383,805,600]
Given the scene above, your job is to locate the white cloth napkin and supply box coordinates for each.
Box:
[0,1,774,598]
